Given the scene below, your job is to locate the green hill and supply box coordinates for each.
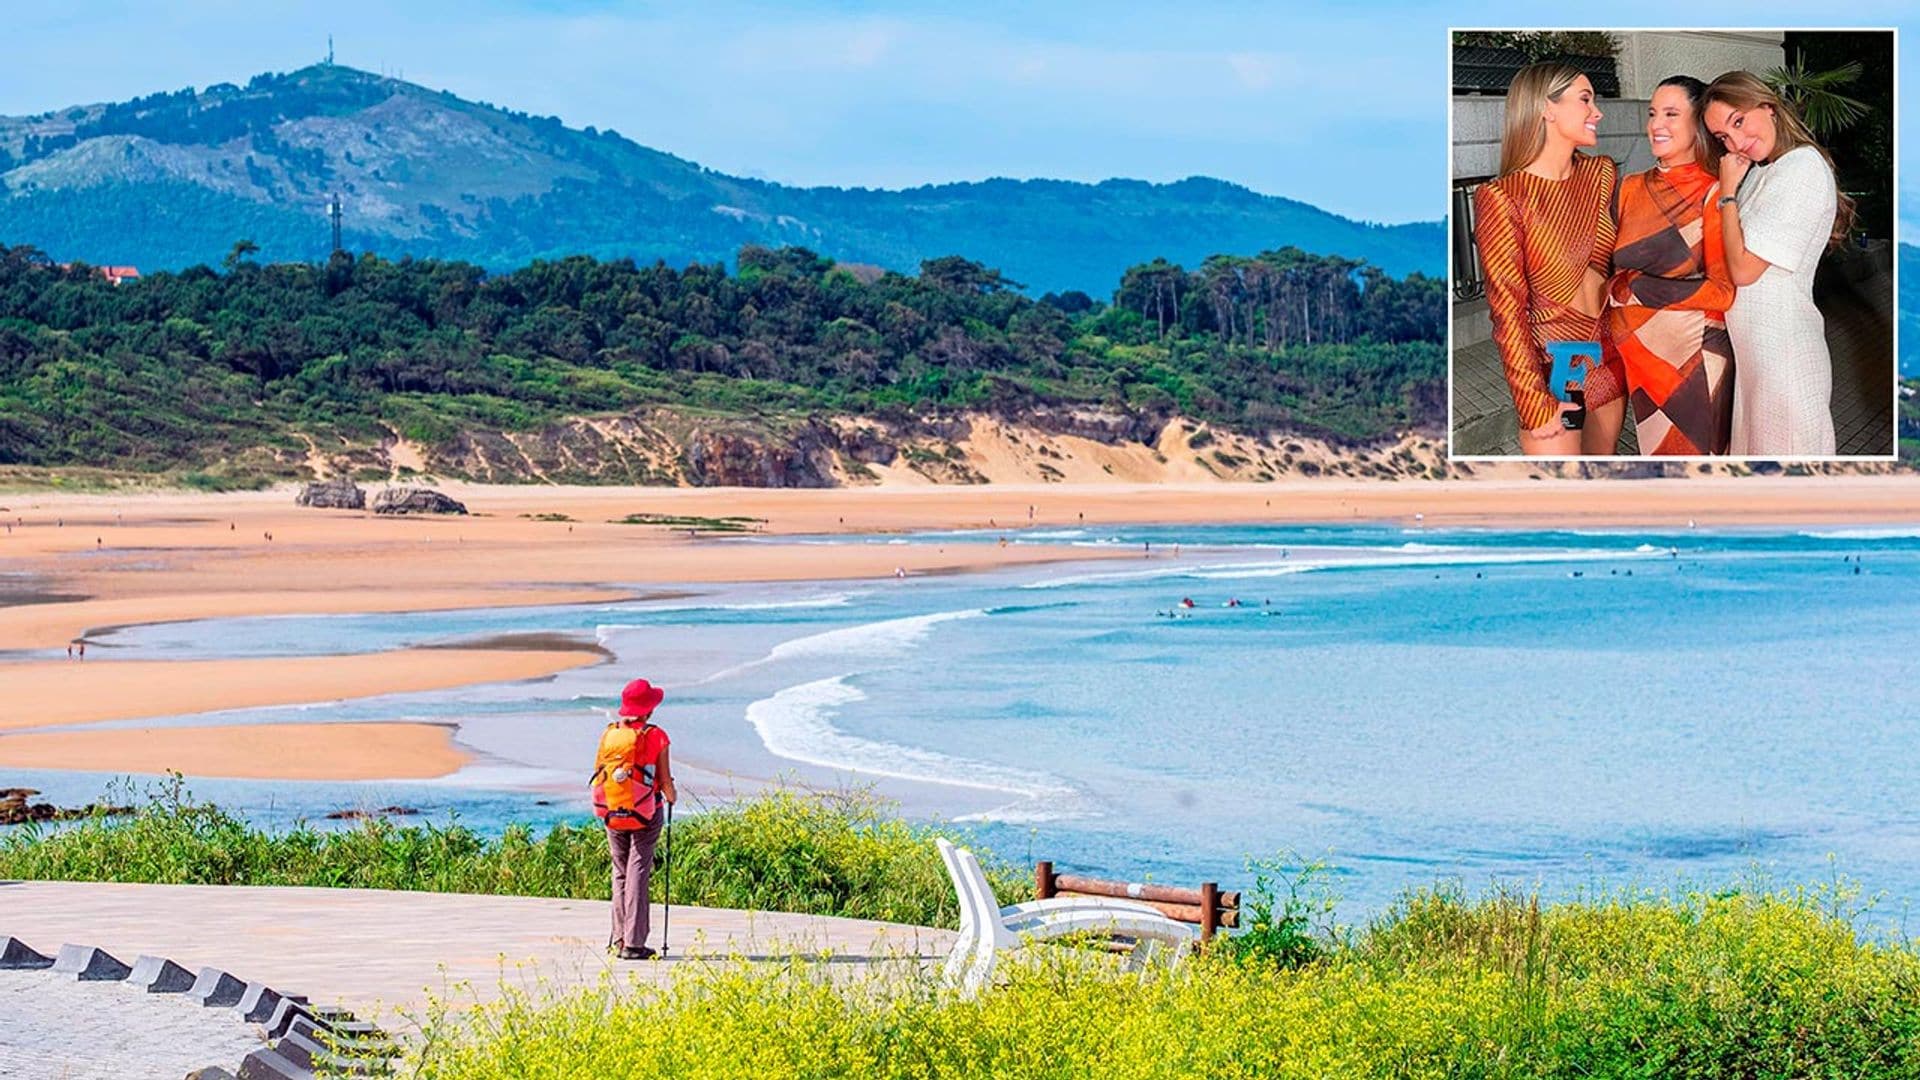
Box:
[1900,242,1916,377]
[0,242,1443,485]
[0,64,1441,296]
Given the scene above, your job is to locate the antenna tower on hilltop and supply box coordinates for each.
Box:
[328,194,344,256]
[327,35,334,66]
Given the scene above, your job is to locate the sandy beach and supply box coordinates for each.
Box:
[3,476,1917,782]
[0,722,467,781]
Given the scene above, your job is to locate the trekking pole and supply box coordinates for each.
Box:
[661,800,674,957]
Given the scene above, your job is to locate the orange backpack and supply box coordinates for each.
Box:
[590,722,659,830]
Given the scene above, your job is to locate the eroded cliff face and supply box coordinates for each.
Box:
[286,408,1898,488]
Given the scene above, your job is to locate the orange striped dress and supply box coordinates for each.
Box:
[1473,153,1623,432]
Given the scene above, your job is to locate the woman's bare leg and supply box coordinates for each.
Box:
[1582,397,1626,455]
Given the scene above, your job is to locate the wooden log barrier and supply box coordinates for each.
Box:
[1035,862,1241,941]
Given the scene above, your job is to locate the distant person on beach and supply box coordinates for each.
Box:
[590,678,676,960]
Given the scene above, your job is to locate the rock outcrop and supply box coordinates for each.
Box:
[1021,405,1166,446]
[294,478,366,509]
[370,487,468,515]
[680,423,838,487]
[0,788,133,825]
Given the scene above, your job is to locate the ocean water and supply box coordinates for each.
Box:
[23,522,1920,921]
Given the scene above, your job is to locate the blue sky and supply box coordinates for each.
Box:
[1,3,1913,234]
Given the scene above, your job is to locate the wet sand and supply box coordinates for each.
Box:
[0,722,467,781]
[2,476,1915,779]
[0,648,603,731]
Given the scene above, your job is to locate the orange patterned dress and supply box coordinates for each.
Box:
[1473,153,1623,432]
[1601,163,1735,455]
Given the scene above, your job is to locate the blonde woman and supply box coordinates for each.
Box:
[1703,70,1852,455]
[1474,62,1625,455]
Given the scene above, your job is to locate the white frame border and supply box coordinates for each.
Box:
[1444,25,1901,464]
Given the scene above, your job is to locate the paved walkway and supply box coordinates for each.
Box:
[1,880,954,1022]
[0,967,268,1078]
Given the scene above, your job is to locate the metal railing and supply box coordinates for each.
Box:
[1452,175,1492,302]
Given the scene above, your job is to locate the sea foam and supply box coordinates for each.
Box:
[743,675,1082,819]
[1801,527,1920,540]
[1023,545,1664,588]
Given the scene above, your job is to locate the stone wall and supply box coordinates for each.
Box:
[1614,31,1785,99]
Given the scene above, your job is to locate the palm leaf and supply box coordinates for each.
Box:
[1764,58,1872,138]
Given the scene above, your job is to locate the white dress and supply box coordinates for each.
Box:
[1724,145,1837,455]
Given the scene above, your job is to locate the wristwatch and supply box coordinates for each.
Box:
[1718,196,1739,208]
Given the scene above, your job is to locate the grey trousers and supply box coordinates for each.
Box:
[608,810,664,949]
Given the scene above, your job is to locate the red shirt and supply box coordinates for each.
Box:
[624,722,670,770]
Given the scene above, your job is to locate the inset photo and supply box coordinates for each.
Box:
[1449,29,1897,459]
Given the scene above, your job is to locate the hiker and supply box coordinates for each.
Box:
[591,677,677,960]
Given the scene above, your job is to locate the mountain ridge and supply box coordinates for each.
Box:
[0,63,1442,294]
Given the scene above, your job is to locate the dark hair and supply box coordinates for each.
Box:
[1654,76,1711,167]
[1656,74,1708,105]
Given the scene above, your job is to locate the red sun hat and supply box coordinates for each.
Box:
[618,678,665,719]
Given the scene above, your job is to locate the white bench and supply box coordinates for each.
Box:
[935,838,1197,994]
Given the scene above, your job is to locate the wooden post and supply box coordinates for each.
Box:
[1200,882,1220,941]
[1035,860,1055,901]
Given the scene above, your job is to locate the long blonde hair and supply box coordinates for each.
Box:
[1497,62,1585,177]
[1703,70,1856,248]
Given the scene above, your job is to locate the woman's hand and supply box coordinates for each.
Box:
[1526,402,1582,439]
[1718,152,1752,195]
[660,779,677,805]
[1607,272,1635,307]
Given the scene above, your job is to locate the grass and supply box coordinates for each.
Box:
[608,513,766,532]
[0,781,1023,928]
[402,879,1920,1079]
[12,783,1920,1076]
[14,782,1920,1076]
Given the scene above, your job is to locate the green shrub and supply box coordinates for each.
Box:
[0,782,1021,928]
[404,883,1920,1079]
